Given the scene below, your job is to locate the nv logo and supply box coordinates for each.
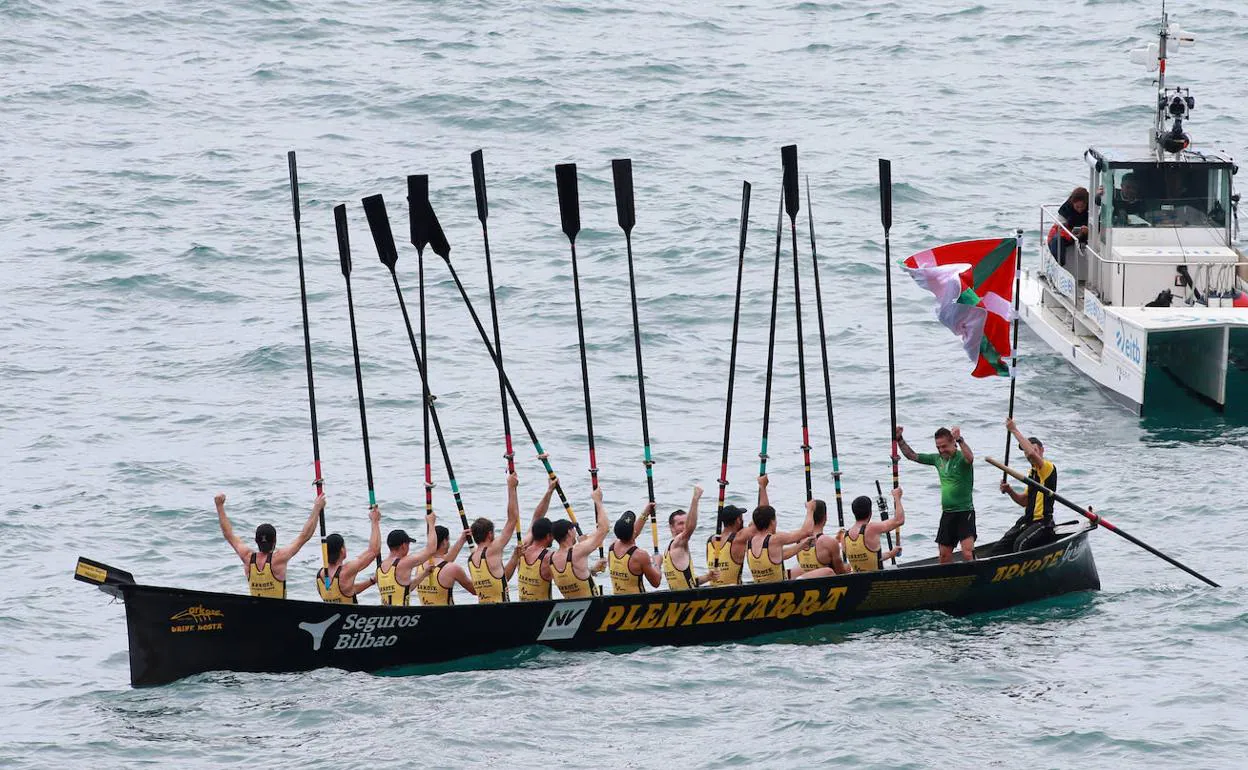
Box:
[299,613,341,651]
[537,601,591,641]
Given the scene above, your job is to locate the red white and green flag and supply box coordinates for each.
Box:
[901,237,1018,378]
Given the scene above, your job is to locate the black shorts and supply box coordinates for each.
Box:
[935,509,976,547]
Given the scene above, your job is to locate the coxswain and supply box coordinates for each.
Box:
[794,499,850,576]
[413,526,475,605]
[834,488,904,574]
[467,471,520,603]
[517,476,560,602]
[316,504,382,604]
[995,418,1058,554]
[608,501,661,595]
[214,492,325,599]
[705,502,754,587]
[374,511,439,606]
[897,424,976,564]
[549,487,610,598]
[745,476,815,583]
[661,485,719,590]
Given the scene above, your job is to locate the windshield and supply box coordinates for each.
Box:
[1107,165,1231,229]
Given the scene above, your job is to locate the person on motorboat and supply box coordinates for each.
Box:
[608,503,662,595]
[897,425,977,564]
[705,502,755,587]
[995,418,1058,554]
[412,525,475,606]
[467,471,521,603]
[745,475,816,584]
[807,488,904,575]
[549,486,610,599]
[660,484,720,590]
[1048,186,1089,267]
[1112,172,1150,224]
[516,475,560,602]
[214,492,325,599]
[794,498,851,576]
[316,504,381,604]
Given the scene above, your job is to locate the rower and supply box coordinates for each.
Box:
[550,487,610,598]
[995,418,1058,554]
[706,503,754,587]
[413,526,475,605]
[467,471,520,603]
[838,488,904,573]
[517,477,559,602]
[661,485,719,590]
[374,512,439,607]
[608,502,662,595]
[316,504,382,604]
[214,492,324,599]
[745,475,816,583]
[794,499,850,576]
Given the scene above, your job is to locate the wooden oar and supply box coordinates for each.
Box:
[285,151,328,571]
[987,457,1219,587]
[1000,230,1024,480]
[879,158,899,564]
[410,176,437,539]
[757,189,784,491]
[424,192,585,538]
[361,191,471,539]
[334,204,380,567]
[806,176,845,529]
[470,150,521,544]
[782,145,813,503]
[611,158,659,555]
[717,181,752,533]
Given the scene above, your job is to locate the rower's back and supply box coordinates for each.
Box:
[746,507,785,584]
[707,505,747,587]
[468,518,509,603]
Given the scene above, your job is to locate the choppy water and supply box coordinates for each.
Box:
[4,0,1248,766]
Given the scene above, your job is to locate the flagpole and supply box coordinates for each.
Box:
[1001,229,1024,480]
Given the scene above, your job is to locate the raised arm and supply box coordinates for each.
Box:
[782,537,814,560]
[952,426,974,464]
[533,475,557,522]
[491,472,520,558]
[275,494,326,563]
[895,425,920,462]
[445,529,471,563]
[757,474,770,508]
[1006,418,1043,469]
[504,543,523,580]
[574,487,611,559]
[215,493,250,563]
[772,498,817,547]
[880,487,906,532]
[673,485,703,549]
[343,505,383,579]
[399,513,440,571]
[634,502,653,540]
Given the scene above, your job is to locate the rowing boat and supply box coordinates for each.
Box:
[76,522,1099,687]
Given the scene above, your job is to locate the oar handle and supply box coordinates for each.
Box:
[987,457,1219,587]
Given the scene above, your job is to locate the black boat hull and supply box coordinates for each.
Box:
[93,527,1099,687]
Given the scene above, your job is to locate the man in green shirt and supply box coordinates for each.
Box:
[896,425,975,564]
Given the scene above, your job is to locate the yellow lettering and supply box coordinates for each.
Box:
[991,566,1010,583]
[597,605,626,632]
[797,589,823,616]
[637,604,664,630]
[710,598,736,623]
[769,592,797,619]
[680,600,709,626]
[697,598,726,624]
[746,595,775,620]
[730,595,756,621]
[619,605,644,631]
[659,602,684,629]
[1002,564,1021,581]
[817,587,848,612]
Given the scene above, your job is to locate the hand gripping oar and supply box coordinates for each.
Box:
[1000,230,1024,481]
[757,188,784,492]
[471,150,521,544]
[987,457,1219,587]
[879,158,900,562]
[611,158,659,555]
[717,181,752,533]
[286,151,328,570]
[874,480,897,564]
[782,145,813,503]
[334,205,381,567]
[806,176,845,529]
[361,191,471,540]
[421,188,584,538]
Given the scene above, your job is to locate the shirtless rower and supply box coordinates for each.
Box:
[661,485,720,590]
[374,511,440,606]
[840,488,905,573]
[745,475,816,583]
[467,471,520,603]
[550,487,610,599]
[412,526,475,605]
[517,476,559,602]
[608,502,662,595]
[215,492,324,599]
[794,499,850,576]
[316,504,382,604]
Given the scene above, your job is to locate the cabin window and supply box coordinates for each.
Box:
[1109,165,1232,229]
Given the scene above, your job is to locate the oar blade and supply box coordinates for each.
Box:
[878,158,893,233]
[781,144,800,219]
[611,158,635,235]
[362,194,399,270]
[738,180,752,253]
[287,151,301,225]
[334,204,351,277]
[471,150,489,224]
[428,201,451,261]
[407,175,431,252]
[555,163,581,241]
